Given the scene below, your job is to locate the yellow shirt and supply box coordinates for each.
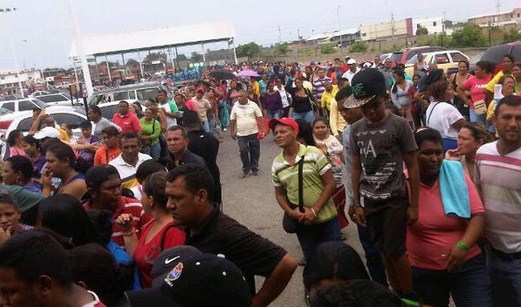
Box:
[321,86,339,110]
[485,71,504,93]
[329,98,347,136]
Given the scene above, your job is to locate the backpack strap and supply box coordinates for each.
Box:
[298,155,305,213]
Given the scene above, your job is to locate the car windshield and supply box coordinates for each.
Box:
[405,55,419,66]
[0,107,13,115]
[390,52,403,63]
[32,99,47,109]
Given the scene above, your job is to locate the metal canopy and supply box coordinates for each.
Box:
[69,20,235,58]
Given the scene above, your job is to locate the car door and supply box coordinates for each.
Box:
[432,52,451,73]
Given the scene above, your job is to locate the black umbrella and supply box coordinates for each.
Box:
[208,68,236,80]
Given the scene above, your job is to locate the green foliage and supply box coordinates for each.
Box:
[190,52,203,62]
[144,52,166,64]
[303,48,314,57]
[417,34,452,48]
[451,23,487,47]
[320,44,335,54]
[236,42,261,60]
[275,43,290,55]
[416,25,429,36]
[349,41,368,53]
[504,28,521,42]
[177,54,187,61]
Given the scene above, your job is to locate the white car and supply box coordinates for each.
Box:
[0,98,47,113]
[0,106,87,159]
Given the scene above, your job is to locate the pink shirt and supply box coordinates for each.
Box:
[461,74,492,108]
[406,173,484,270]
[9,147,26,157]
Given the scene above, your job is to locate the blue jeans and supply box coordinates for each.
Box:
[292,110,314,126]
[267,109,281,119]
[357,224,389,287]
[201,120,210,133]
[237,134,260,173]
[485,244,521,307]
[296,218,341,261]
[412,253,491,307]
[141,142,161,159]
[469,108,486,125]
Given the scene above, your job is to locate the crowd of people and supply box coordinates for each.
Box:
[0,53,520,307]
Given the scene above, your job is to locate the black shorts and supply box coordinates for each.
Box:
[363,197,408,258]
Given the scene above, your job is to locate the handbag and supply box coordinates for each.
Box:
[282,155,306,234]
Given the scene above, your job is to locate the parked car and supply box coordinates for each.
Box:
[404,50,470,76]
[0,106,87,157]
[389,46,447,65]
[35,92,79,106]
[480,41,521,73]
[88,82,172,119]
[0,98,47,113]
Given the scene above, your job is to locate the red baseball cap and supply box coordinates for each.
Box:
[269,117,299,134]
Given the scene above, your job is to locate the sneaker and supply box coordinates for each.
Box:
[252,170,259,176]
[223,128,228,132]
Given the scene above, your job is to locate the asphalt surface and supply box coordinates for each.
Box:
[217,131,364,307]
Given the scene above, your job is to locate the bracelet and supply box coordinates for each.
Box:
[311,208,318,217]
[456,241,469,252]
[122,228,135,236]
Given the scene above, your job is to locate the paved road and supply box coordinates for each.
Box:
[217,131,364,307]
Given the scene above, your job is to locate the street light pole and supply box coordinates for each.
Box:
[337,5,342,48]
[1,7,24,98]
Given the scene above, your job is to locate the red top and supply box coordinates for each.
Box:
[112,113,142,134]
[407,173,484,270]
[133,221,186,288]
[83,196,152,247]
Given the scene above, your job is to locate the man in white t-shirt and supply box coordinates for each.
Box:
[341,59,361,85]
[157,89,179,129]
[425,100,465,152]
[229,90,265,177]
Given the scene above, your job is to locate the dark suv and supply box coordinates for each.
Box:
[389,46,447,65]
[480,41,521,73]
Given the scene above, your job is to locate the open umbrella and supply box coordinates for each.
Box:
[236,69,260,78]
[208,68,236,80]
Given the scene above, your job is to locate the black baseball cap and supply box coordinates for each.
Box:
[343,68,386,109]
[125,247,252,307]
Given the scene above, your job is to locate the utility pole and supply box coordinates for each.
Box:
[70,0,94,97]
[278,25,282,44]
[391,12,396,40]
[337,5,343,48]
[442,11,446,46]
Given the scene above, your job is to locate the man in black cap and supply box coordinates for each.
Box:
[83,165,151,247]
[165,164,298,307]
[344,68,420,303]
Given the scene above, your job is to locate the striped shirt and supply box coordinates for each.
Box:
[272,144,337,223]
[475,141,521,253]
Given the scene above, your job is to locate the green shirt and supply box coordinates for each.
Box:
[271,144,337,223]
[139,117,161,145]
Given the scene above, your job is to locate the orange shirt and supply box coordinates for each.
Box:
[94,146,121,165]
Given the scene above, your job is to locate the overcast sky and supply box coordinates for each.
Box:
[0,0,519,70]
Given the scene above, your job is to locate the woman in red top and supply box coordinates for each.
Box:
[116,171,185,288]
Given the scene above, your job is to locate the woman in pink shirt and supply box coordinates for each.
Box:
[407,128,491,307]
[457,60,494,124]
[7,130,27,157]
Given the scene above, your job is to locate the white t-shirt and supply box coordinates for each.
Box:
[158,101,177,128]
[341,67,361,84]
[426,101,463,139]
[230,100,263,136]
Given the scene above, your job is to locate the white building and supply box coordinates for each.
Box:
[414,17,453,35]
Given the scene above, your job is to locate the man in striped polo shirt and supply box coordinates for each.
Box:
[270,117,340,262]
[475,95,521,307]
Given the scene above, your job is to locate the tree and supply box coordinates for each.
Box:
[191,52,203,62]
[504,28,521,42]
[177,54,187,61]
[451,23,486,47]
[320,45,335,54]
[275,43,290,55]
[143,52,166,64]
[349,41,368,53]
[236,42,261,60]
[416,25,429,36]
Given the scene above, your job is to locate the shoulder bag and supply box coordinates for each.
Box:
[282,155,306,234]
